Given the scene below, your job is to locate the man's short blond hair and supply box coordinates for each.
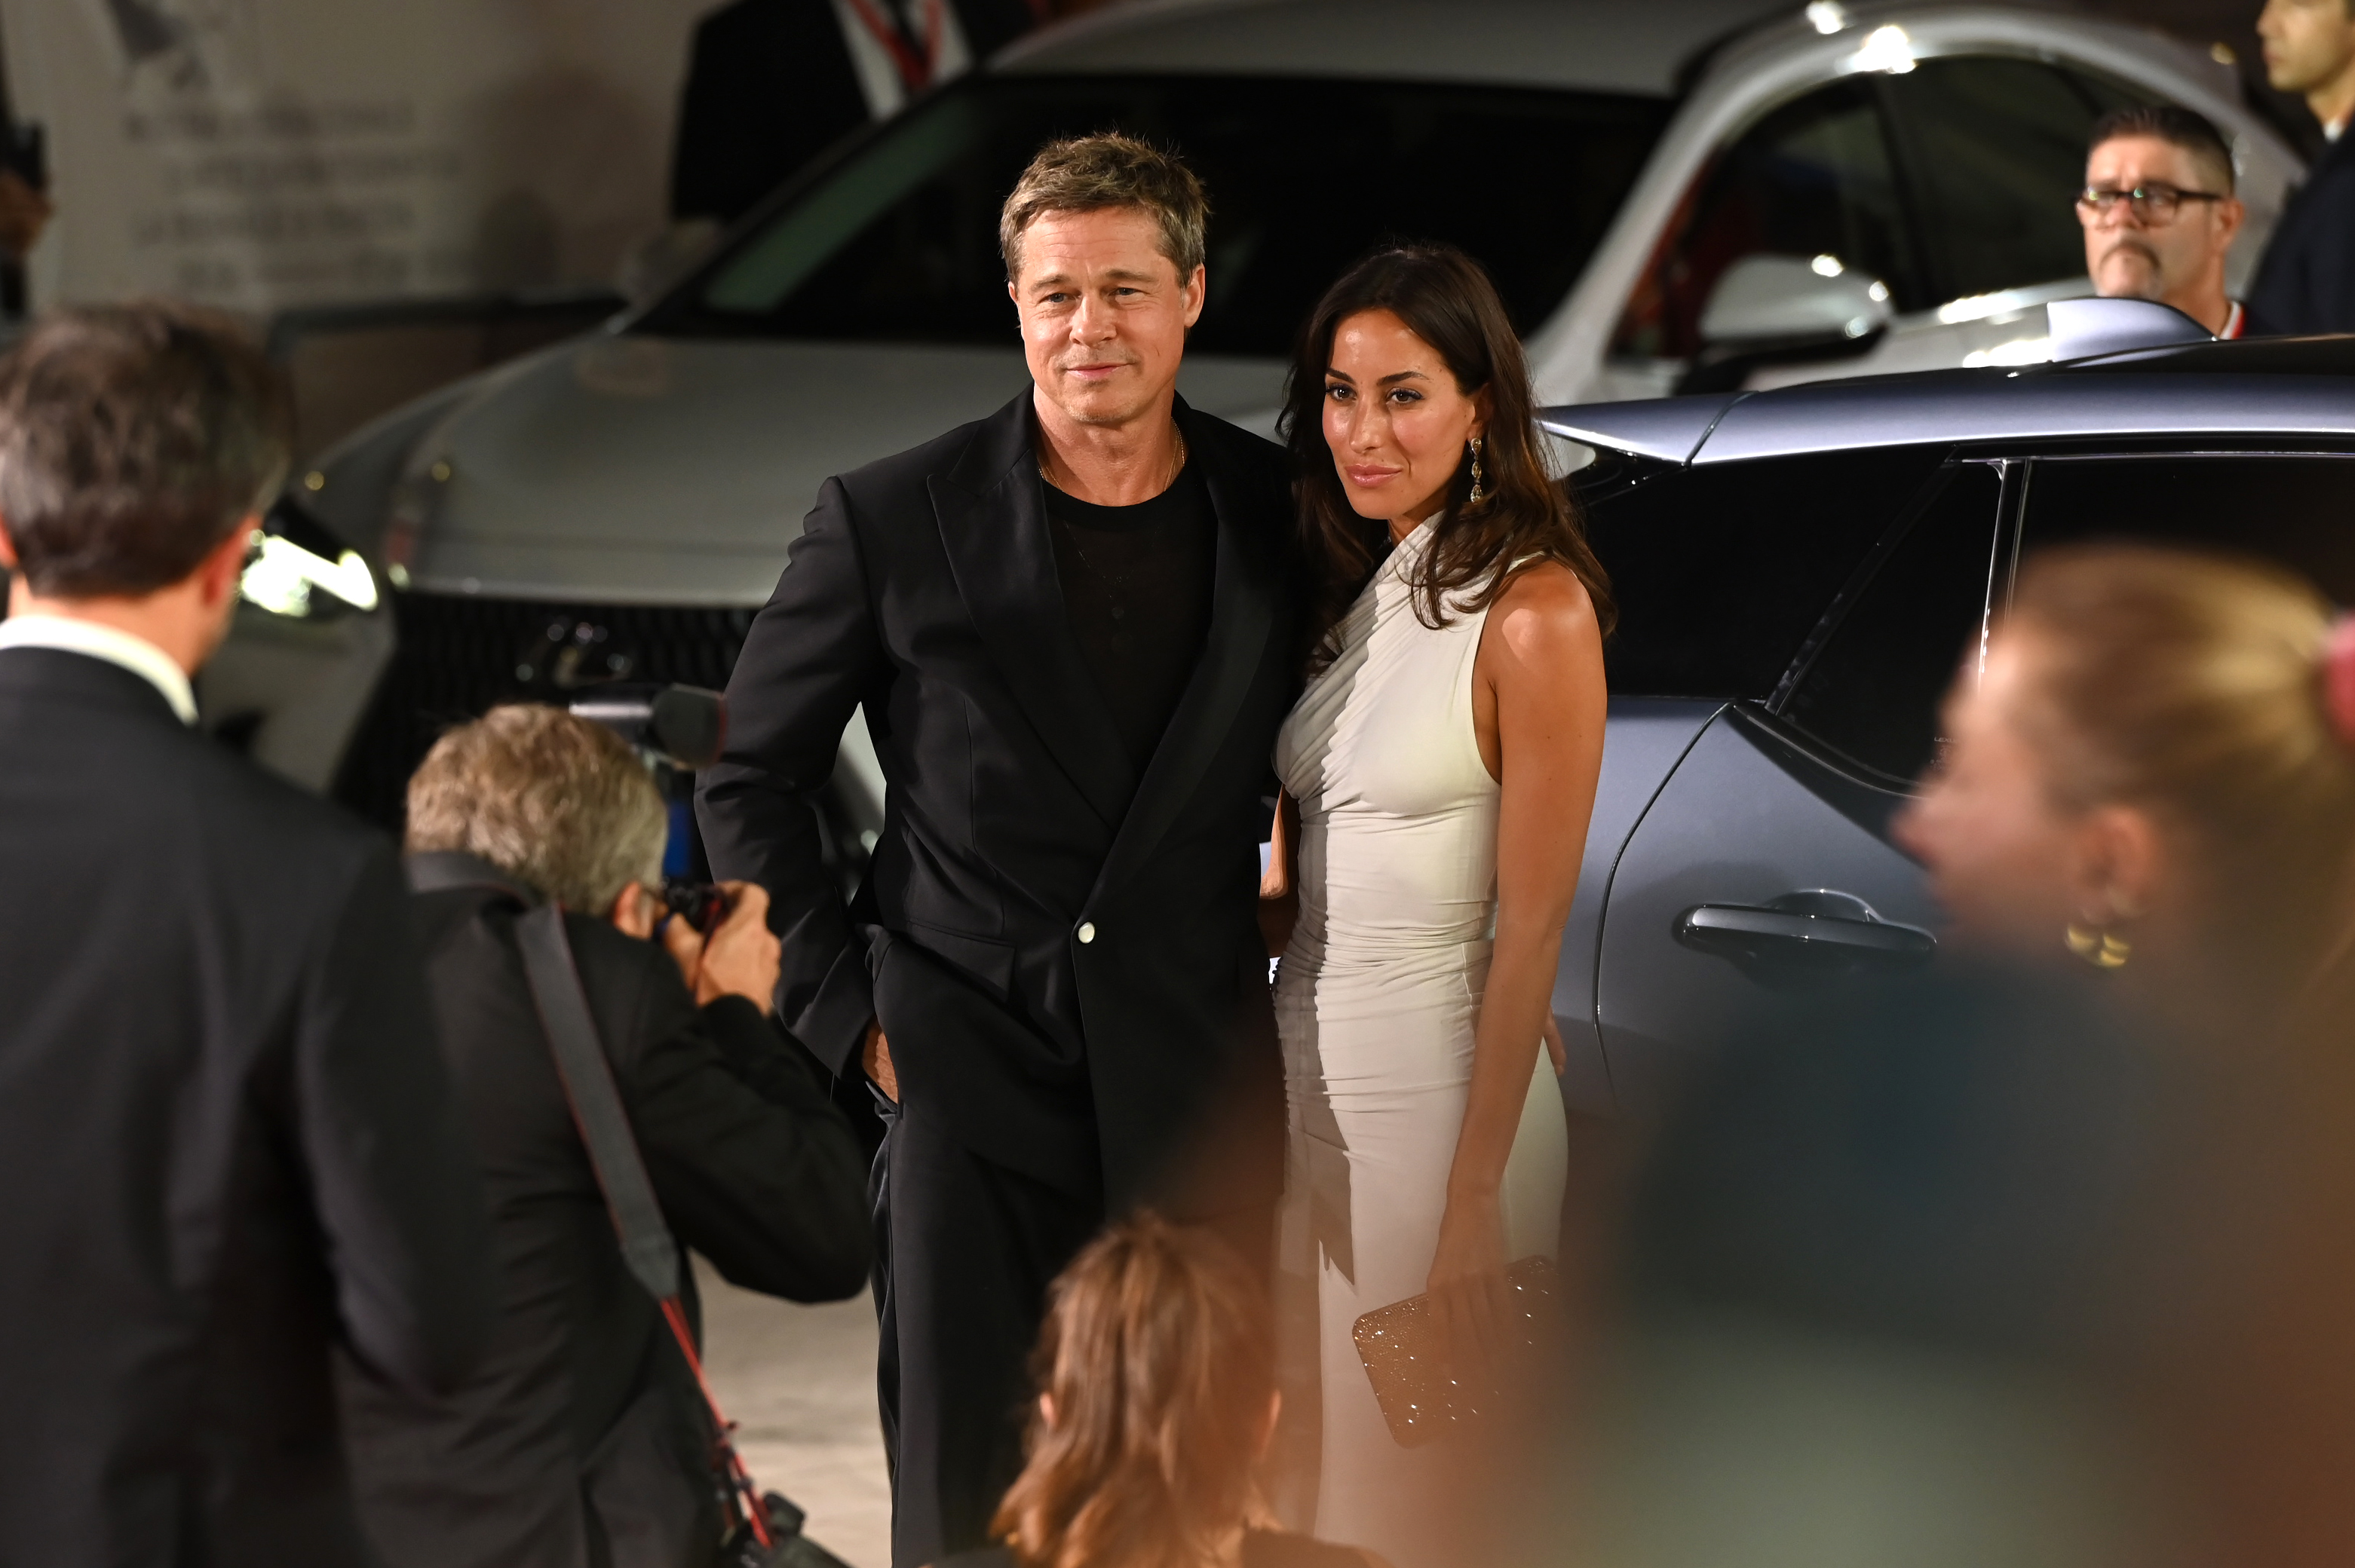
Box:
[999,133,1209,285]
[405,704,667,913]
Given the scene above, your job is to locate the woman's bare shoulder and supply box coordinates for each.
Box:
[1489,559,1600,666]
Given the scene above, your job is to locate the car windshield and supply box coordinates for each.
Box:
[642,72,1672,356]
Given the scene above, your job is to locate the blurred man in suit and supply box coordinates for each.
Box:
[0,305,493,1566]
[2081,106,2249,337]
[2249,0,2355,332]
[670,0,1044,228]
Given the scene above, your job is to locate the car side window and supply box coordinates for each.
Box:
[1581,446,1949,700]
[2018,455,2355,602]
[1879,57,2145,305]
[1780,463,2004,789]
[1610,81,1921,362]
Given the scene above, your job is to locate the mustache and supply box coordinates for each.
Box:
[2098,235,2162,269]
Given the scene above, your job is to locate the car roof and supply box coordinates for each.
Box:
[1540,337,2355,465]
[995,0,1796,96]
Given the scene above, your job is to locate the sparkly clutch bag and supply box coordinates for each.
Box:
[1351,1254,1559,1449]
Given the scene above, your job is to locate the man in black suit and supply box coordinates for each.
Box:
[0,305,494,1563]
[670,0,1041,226]
[698,133,1297,1564]
[2249,0,2355,332]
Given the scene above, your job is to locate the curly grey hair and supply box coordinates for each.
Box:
[404,703,667,913]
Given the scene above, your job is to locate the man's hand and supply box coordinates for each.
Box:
[685,882,779,1011]
[611,879,781,1012]
[862,1019,898,1103]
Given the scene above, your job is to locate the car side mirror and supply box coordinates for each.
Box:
[1700,254,1894,343]
[1680,255,1895,394]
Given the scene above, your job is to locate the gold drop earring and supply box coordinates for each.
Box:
[1468,436,1486,504]
[2064,923,2131,969]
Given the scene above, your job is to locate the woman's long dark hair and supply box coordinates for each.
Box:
[1280,243,1614,670]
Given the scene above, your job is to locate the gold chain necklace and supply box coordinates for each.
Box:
[1036,422,1188,497]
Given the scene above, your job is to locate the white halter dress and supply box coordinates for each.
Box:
[1270,519,1568,1568]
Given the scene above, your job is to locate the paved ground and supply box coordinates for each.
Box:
[697,1258,893,1568]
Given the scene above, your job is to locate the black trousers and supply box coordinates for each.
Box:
[869,1095,1102,1567]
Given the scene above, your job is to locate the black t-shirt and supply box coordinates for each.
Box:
[1044,463,1216,774]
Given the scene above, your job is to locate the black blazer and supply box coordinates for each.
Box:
[339,856,871,1568]
[698,393,1298,1209]
[2248,130,2355,335]
[669,0,1038,224]
[0,647,494,1567]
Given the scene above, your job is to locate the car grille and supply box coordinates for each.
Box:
[334,590,757,831]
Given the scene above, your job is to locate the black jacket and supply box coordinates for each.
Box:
[669,0,1037,224]
[0,648,494,1567]
[2248,130,2355,335]
[339,855,872,1568]
[698,393,1298,1210]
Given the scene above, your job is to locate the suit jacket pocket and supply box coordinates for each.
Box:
[897,917,1016,1005]
[871,938,1099,1199]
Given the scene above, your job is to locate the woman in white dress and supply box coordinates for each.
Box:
[1259,246,1611,1568]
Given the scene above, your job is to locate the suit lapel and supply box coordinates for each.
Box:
[1086,403,1280,906]
[931,394,1136,829]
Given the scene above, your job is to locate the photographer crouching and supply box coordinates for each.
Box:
[339,703,871,1568]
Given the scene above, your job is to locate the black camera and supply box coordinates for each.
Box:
[662,880,728,936]
[570,683,731,933]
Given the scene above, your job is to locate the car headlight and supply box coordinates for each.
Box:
[241,499,380,619]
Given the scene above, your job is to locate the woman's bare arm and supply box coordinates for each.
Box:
[1426,560,1607,1364]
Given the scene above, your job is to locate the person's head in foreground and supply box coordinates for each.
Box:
[2079,106,2244,337]
[983,1213,1381,1568]
[406,703,667,914]
[0,302,289,674]
[2261,0,2355,134]
[1897,543,2355,1043]
[1282,241,1613,666]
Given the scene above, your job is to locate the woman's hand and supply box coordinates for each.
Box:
[1259,787,1300,960]
[1427,1185,1513,1386]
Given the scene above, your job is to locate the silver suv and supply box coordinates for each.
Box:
[218,0,2299,835]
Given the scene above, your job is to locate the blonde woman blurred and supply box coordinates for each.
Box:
[938,1213,1386,1568]
[1575,544,2355,1568]
[1897,544,2355,1045]
[1892,543,2355,1566]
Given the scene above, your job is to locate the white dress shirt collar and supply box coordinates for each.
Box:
[828,0,971,120]
[0,614,199,724]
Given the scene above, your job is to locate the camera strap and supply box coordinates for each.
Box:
[514,904,780,1552]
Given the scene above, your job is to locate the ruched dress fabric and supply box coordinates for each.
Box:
[1270,520,1568,1568]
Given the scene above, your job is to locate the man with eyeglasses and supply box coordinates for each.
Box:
[2248,0,2355,334]
[2079,106,2248,338]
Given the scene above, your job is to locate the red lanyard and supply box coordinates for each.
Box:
[842,0,942,94]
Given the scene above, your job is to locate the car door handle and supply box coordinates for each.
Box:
[1676,890,1934,967]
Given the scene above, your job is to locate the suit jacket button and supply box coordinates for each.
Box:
[1077,921,1096,944]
